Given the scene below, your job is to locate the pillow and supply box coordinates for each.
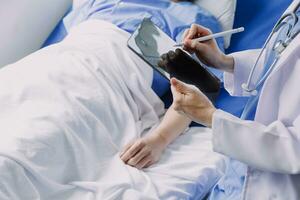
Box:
[73,0,87,9]
[195,0,237,48]
[0,0,72,68]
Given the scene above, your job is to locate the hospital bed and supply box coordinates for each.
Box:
[0,1,229,199]
[0,0,292,199]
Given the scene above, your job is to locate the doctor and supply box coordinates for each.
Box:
[171,0,300,199]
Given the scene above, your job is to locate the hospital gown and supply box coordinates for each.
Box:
[44,0,224,97]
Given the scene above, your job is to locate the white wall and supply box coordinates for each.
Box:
[0,0,72,68]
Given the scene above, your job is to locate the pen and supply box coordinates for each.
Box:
[174,27,244,47]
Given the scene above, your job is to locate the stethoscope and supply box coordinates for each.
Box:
[241,2,300,96]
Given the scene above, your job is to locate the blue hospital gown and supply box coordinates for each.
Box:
[64,0,223,44]
[45,0,224,96]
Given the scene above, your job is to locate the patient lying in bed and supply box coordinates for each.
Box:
[63,0,224,170]
[0,1,224,200]
[0,20,224,200]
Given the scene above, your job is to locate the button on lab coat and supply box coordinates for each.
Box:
[211,4,300,199]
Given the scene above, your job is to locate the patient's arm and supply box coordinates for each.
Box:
[120,105,192,169]
[154,104,192,145]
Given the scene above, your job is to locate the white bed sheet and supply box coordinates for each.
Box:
[0,20,224,200]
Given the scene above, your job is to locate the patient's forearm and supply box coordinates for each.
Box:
[120,105,191,169]
[155,105,192,146]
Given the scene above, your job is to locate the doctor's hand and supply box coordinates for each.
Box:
[183,24,234,73]
[171,78,216,127]
[120,132,167,169]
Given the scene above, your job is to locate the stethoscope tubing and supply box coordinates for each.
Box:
[242,2,300,95]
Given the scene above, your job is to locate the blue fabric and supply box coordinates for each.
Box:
[44,0,224,98]
[209,5,300,200]
[63,0,223,44]
[43,7,71,47]
[227,0,293,53]
[214,0,292,118]
[44,0,293,116]
[43,20,68,47]
[209,158,246,200]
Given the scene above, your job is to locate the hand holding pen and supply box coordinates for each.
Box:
[174,26,244,47]
[179,24,243,73]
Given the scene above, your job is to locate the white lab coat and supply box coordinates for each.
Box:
[211,1,300,199]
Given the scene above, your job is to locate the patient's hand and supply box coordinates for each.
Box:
[120,132,168,169]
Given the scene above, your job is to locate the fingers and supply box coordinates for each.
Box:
[192,24,211,38]
[190,40,207,53]
[120,140,154,169]
[170,78,187,112]
[182,28,190,41]
[186,24,200,40]
[157,59,167,71]
[171,85,181,107]
[135,155,151,169]
[183,36,209,54]
[120,140,145,163]
[185,24,212,40]
[135,154,151,169]
[170,78,190,94]
[127,147,150,167]
[120,140,134,157]
[160,51,177,63]
[144,160,153,168]
[170,78,189,105]
[170,79,182,101]
[161,53,168,61]
[120,140,155,169]
[170,78,199,113]
[158,54,169,72]
[167,50,176,60]
[158,51,177,73]
[183,24,212,52]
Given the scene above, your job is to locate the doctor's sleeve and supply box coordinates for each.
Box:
[224,49,262,96]
[212,110,300,174]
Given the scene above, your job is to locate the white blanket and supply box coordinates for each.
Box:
[0,20,224,200]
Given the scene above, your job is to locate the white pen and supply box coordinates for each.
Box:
[174,27,244,47]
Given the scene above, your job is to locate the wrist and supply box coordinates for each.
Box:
[206,107,217,128]
[217,54,234,73]
[151,128,170,148]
